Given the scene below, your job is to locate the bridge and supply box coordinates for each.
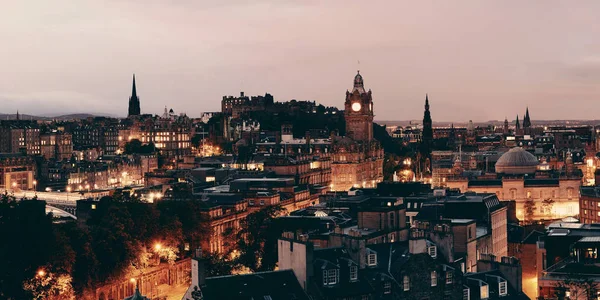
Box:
[3,190,110,219]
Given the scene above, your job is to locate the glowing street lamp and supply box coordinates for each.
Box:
[154,243,162,251]
[37,269,46,277]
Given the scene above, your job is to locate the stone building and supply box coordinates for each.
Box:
[0,154,36,190]
[221,92,274,118]
[0,120,40,155]
[330,71,384,191]
[40,131,73,160]
[580,186,600,224]
[446,147,581,221]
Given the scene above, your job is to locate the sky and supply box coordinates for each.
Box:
[1,1,599,121]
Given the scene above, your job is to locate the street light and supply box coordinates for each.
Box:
[37,269,46,277]
[66,186,72,201]
[154,243,162,251]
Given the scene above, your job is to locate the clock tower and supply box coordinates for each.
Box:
[344,71,374,141]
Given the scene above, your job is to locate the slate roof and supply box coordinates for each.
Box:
[202,270,310,300]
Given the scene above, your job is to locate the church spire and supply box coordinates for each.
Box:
[16,110,19,120]
[523,107,531,128]
[425,93,429,111]
[131,74,137,99]
[128,74,141,117]
[515,115,520,130]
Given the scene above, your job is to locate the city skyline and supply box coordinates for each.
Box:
[2,1,600,121]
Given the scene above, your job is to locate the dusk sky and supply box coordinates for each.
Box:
[1,1,599,121]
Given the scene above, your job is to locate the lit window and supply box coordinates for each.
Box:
[91,204,96,210]
[446,272,453,284]
[384,282,391,294]
[350,266,358,281]
[431,271,437,286]
[463,288,470,300]
[499,281,507,296]
[480,284,489,299]
[403,276,410,291]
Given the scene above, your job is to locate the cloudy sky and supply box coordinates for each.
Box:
[1,1,599,121]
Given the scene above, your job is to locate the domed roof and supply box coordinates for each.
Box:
[352,71,365,93]
[495,147,539,174]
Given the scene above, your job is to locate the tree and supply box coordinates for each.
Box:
[553,275,599,299]
[524,199,536,224]
[542,198,555,217]
[235,205,285,272]
[204,252,239,277]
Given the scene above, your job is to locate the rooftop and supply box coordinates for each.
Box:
[202,270,310,300]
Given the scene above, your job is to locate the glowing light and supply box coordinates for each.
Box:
[130,278,136,283]
[66,186,72,193]
[37,269,46,277]
[154,243,162,251]
[12,182,17,188]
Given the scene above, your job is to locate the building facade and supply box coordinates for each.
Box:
[330,72,384,191]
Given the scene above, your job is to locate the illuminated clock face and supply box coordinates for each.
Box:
[352,102,361,112]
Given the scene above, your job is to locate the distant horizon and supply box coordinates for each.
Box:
[3,111,600,126]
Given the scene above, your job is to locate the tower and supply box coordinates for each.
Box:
[515,115,520,132]
[503,117,509,134]
[128,74,141,117]
[523,107,531,135]
[523,107,531,128]
[422,94,433,145]
[344,71,374,141]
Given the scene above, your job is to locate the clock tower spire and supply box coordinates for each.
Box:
[344,71,374,141]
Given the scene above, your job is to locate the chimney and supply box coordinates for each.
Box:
[240,91,245,97]
[191,247,207,288]
[409,229,427,254]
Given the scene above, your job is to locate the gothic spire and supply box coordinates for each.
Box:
[523,107,531,128]
[128,73,141,117]
[425,93,429,111]
[515,115,520,129]
[131,74,137,98]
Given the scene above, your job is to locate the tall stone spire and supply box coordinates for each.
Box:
[523,107,531,128]
[128,74,141,117]
[421,94,433,160]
